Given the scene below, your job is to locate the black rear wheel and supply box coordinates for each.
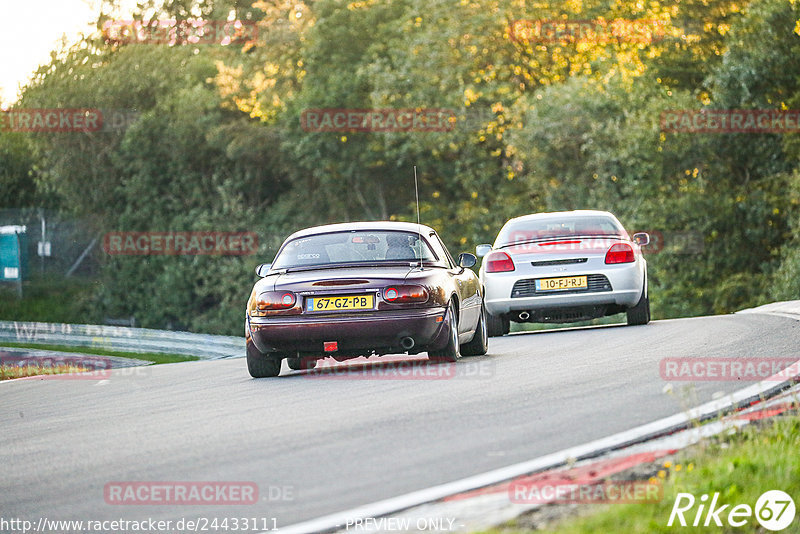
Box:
[428,303,461,362]
[626,287,650,326]
[287,357,317,371]
[246,340,282,378]
[486,312,510,337]
[461,303,488,356]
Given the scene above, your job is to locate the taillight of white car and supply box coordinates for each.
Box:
[604,243,635,264]
[484,251,516,272]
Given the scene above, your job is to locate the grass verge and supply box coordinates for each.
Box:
[0,342,198,365]
[481,414,800,533]
[0,364,97,380]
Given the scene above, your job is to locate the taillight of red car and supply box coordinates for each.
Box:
[604,243,635,264]
[382,285,429,304]
[484,251,515,273]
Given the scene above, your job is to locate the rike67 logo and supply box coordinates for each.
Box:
[668,490,796,531]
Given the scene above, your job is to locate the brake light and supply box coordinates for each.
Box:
[383,285,429,303]
[256,291,297,310]
[538,240,581,246]
[605,243,635,264]
[485,251,515,273]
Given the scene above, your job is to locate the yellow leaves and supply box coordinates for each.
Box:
[463,87,481,106]
[432,191,440,198]
[348,1,374,10]
[471,191,478,199]
[214,61,243,99]
[795,19,800,36]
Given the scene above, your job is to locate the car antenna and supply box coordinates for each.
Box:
[414,165,423,270]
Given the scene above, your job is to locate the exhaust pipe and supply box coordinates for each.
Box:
[400,337,415,350]
[518,311,530,321]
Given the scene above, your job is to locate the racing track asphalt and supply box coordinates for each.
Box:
[1,312,798,530]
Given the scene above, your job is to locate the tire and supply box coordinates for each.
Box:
[461,303,488,356]
[428,302,461,362]
[246,339,282,378]
[287,357,317,371]
[627,287,650,326]
[486,311,510,337]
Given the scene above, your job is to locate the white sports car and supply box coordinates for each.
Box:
[476,210,650,336]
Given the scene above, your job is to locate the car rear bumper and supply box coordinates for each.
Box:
[483,263,644,316]
[247,307,450,355]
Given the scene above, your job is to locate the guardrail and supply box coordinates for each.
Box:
[0,321,243,360]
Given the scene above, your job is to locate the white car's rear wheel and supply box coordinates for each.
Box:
[487,312,509,337]
[627,288,650,325]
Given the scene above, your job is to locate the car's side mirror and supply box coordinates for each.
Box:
[255,263,272,277]
[458,253,477,269]
[475,244,492,258]
[632,233,650,246]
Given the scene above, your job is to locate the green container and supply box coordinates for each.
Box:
[0,226,28,281]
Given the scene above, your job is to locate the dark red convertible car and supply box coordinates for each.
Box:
[245,222,488,377]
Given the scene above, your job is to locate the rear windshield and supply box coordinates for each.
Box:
[496,216,625,247]
[272,230,438,269]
